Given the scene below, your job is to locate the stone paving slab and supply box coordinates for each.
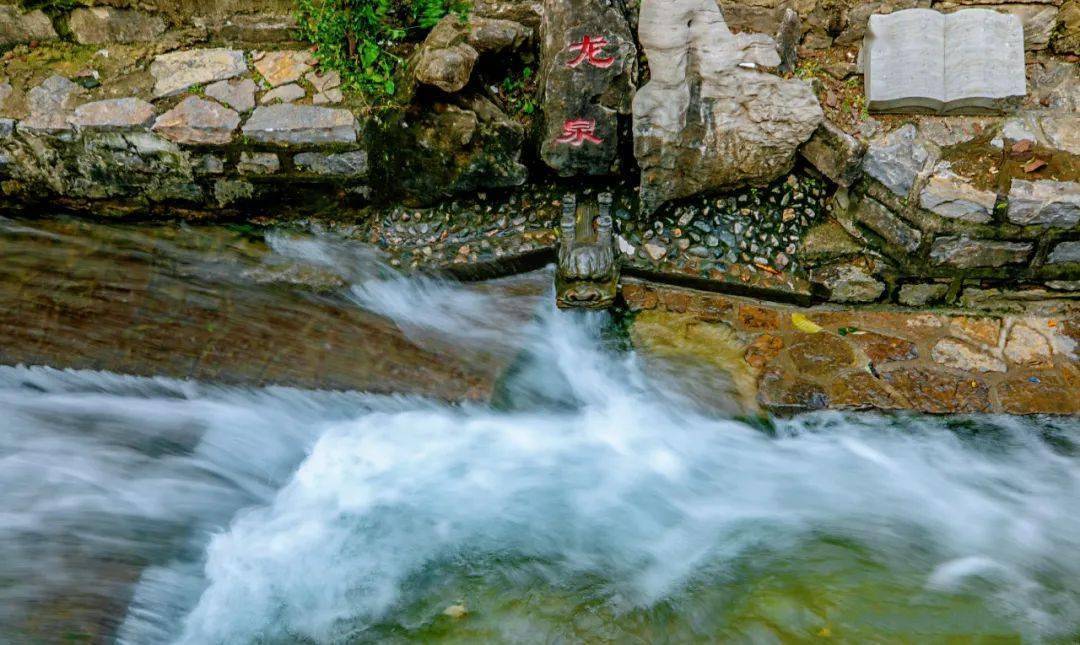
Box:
[624,279,1080,415]
[150,48,248,98]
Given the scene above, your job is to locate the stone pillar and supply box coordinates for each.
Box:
[539,0,636,176]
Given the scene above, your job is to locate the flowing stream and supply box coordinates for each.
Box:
[2,226,1079,643]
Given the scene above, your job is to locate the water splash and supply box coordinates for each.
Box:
[0,240,1077,643]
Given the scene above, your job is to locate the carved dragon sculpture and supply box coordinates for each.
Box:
[555,192,619,309]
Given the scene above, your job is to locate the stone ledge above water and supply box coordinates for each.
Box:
[624,279,1080,416]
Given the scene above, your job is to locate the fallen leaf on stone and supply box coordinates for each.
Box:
[1023,159,1047,173]
[1011,139,1033,154]
[791,313,823,334]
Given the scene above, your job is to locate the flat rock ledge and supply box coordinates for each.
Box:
[625,280,1080,416]
[241,105,358,145]
[150,49,248,98]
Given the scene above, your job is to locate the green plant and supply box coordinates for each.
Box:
[499,66,537,116]
[295,0,470,102]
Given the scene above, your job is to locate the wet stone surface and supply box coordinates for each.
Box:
[616,172,828,296]
[624,279,1080,416]
[371,172,828,298]
[0,217,525,401]
[372,183,564,274]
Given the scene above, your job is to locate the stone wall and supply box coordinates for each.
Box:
[0,0,297,48]
[0,49,371,217]
[0,0,1076,309]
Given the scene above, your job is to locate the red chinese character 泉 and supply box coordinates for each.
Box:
[555,119,603,146]
[567,35,615,69]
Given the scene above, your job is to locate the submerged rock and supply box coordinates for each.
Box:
[632,0,822,214]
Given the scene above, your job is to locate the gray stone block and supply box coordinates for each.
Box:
[0,6,57,47]
[241,105,357,145]
[293,151,368,177]
[151,97,240,145]
[918,163,997,223]
[150,49,247,98]
[70,97,156,130]
[237,152,280,175]
[1048,240,1080,264]
[861,124,931,198]
[929,236,1032,267]
[67,7,166,45]
[1007,179,1080,228]
[799,119,866,187]
[853,196,922,253]
[898,283,949,306]
[864,9,1026,114]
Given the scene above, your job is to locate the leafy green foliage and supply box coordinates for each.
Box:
[499,66,537,116]
[295,0,470,102]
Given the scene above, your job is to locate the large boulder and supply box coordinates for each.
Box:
[632,0,822,214]
[412,14,531,94]
[388,92,527,202]
[538,0,637,176]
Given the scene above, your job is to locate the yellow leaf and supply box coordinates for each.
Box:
[791,313,823,334]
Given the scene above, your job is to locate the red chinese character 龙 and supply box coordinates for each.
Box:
[555,119,603,146]
[567,35,615,69]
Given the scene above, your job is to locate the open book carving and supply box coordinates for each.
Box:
[863,9,1026,114]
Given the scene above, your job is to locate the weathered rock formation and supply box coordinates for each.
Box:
[389,92,528,201]
[413,14,532,93]
[632,0,823,214]
[539,0,637,176]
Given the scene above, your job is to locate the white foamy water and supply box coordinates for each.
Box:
[1,249,1078,643]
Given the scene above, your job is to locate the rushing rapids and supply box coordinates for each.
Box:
[1,233,1079,643]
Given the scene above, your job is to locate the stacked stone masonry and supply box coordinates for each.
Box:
[0,0,1076,306]
[0,46,366,215]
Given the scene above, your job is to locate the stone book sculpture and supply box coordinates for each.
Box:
[863,8,1026,114]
